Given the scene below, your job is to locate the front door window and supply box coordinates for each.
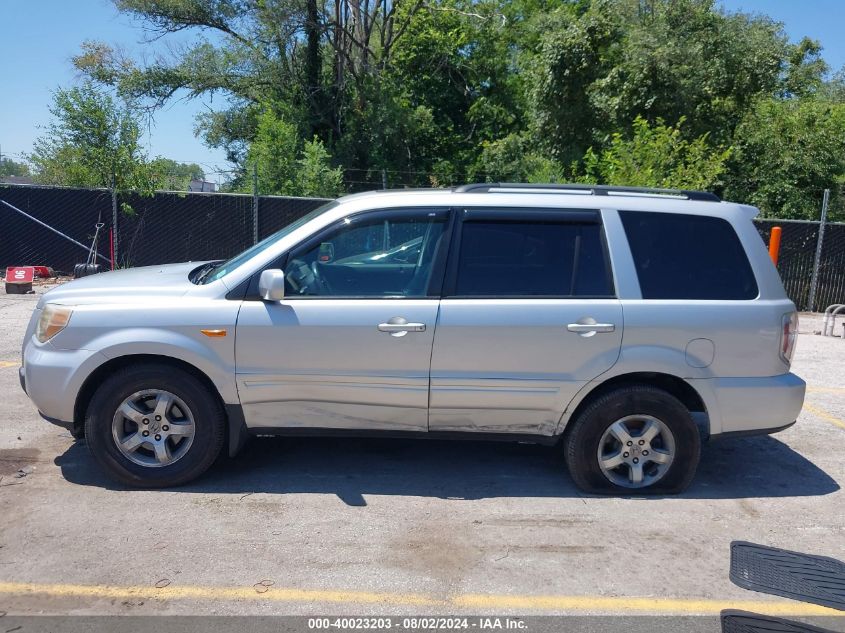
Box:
[284,210,448,298]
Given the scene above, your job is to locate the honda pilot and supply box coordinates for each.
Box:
[19,183,806,494]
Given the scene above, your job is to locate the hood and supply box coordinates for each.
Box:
[38,261,206,307]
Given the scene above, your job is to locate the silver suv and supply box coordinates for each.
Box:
[20,184,805,493]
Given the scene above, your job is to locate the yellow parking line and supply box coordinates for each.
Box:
[806,386,845,393]
[453,593,840,615]
[0,582,842,615]
[0,582,438,608]
[804,403,845,431]
[0,360,18,368]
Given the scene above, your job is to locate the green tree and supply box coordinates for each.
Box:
[69,0,844,206]
[148,158,205,190]
[72,0,528,187]
[242,108,344,197]
[575,116,731,190]
[73,0,429,165]
[383,0,526,184]
[527,0,810,162]
[0,157,31,178]
[781,37,829,98]
[723,98,845,220]
[29,82,156,194]
[472,133,564,183]
[242,109,299,194]
[526,0,620,164]
[296,138,345,198]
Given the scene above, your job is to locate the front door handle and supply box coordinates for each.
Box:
[378,317,426,337]
[567,322,616,334]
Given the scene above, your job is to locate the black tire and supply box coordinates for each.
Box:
[85,363,225,488]
[564,384,701,495]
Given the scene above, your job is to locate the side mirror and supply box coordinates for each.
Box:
[258,269,285,301]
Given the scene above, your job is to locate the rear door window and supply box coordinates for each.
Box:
[451,211,614,297]
[619,210,758,300]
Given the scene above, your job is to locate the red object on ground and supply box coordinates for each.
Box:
[5,267,35,294]
[5,266,35,283]
[32,266,54,278]
[109,227,115,271]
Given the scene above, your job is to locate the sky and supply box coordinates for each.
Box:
[1,0,844,184]
[0,0,231,181]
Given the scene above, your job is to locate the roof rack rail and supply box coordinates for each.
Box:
[453,182,720,202]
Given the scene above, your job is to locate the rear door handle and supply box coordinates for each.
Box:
[567,323,616,334]
[378,317,426,337]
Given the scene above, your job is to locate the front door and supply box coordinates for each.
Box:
[429,208,623,435]
[235,207,450,431]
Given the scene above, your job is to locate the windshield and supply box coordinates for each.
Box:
[202,201,338,284]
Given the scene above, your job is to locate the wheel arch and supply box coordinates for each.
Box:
[73,354,230,443]
[558,372,709,439]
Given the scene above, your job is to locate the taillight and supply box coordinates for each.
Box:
[780,312,798,364]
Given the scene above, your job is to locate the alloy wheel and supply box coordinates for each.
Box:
[596,415,676,488]
[111,389,196,467]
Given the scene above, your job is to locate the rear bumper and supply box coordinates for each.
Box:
[692,372,806,437]
[713,419,797,440]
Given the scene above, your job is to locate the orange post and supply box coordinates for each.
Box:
[768,226,782,265]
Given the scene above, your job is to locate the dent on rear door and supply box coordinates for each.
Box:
[428,299,623,434]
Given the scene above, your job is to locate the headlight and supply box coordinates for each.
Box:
[36,305,73,343]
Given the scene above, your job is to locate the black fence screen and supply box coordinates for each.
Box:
[754,220,819,310]
[814,222,845,310]
[754,220,845,311]
[2,183,844,311]
[0,184,327,273]
[117,191,253,268]
[0,185,115,273]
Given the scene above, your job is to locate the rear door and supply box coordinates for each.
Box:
[429,208,623,435]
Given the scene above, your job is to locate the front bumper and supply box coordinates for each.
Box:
[22,339,108,424]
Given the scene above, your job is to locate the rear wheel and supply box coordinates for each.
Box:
[85,363,225,487]
[564,385,701,495]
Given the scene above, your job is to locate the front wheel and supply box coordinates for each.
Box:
[85,363,225,487]
[564,385,701,495]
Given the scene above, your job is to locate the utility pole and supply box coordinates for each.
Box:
[807,188,830,312]
[382,169,388,190]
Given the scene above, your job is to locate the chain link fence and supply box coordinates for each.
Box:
[2,182,844,311]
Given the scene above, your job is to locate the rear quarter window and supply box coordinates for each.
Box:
[619,210,758,300]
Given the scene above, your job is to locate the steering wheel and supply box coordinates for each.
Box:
[310,260,333,294]
[286,258,319,295]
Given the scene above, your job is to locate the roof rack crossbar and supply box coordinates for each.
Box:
[453,182,720,202]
